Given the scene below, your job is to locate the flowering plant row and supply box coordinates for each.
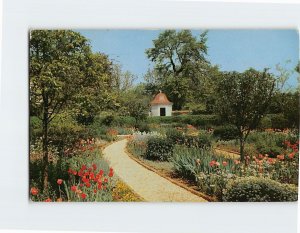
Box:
[30,164,114,202]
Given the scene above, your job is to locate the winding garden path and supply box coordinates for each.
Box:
[103,139,207,202]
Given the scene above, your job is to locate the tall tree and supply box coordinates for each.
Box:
[216,68,276,161]
[30,30,91,188]
[111,63,137,91]
[74,52,117,125]
[146,30,209,110]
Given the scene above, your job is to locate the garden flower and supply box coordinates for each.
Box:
[57,179,63,185]
[234,160,240,165]
[104,178,108,183]
[57,198,63,202]
[71,185,77,192]
[267,158,275,164]
[85,182,91,188]
[196,159,201,165]
[288,153,295,159]
[81,165,87,171]
[92,164,97,171]
[99,170,104,176]
[30,187,39,196]
[78,170,83,177]
[209,160,216,167]
[81,193,87,199]
[277,154,285,160]
[215,162,220,166]
[44,198,52,202]
[108,168,114,177]
[258,154,264,159]
[222,161,228,166]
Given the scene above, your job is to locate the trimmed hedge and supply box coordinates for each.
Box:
[145,137,174,161]
[223,176,298,202]
[147,115,220,128]
[213,125,239,141]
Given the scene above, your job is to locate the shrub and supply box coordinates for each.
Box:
[255,144,284,158]
[258,116,272,130]
[146,115,220,128]
[102,115,115,126]
[136,123,151,133]
[146,137,174,161]
[213,125,239,141]
[197,172,232,200]
[270,114,289,130]
[48,113,86,152]
[166,128,185,144]
[30,116,43,143]
[197,133,212,149]
[223,176,298,202]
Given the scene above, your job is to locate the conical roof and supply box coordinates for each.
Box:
[150,91,172,105]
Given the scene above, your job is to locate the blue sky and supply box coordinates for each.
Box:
[77,29,299,87]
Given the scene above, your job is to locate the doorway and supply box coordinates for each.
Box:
[160,108,166,116]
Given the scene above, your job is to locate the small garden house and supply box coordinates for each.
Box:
[150,91,173,116]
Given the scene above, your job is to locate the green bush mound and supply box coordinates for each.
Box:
[48,114,87,152]
[166,128,185,144]
[269,114,289,130]
[166,128,212,149]
[145,137,174,161]
[223,176,298,202]
[213,125,239,141]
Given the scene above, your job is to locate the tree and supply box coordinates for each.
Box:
[146,30,209,110]
[74,52,118,125]
[30,30,91,188]
[216,68,276,161]
[117,84,150,125]
[111,63,137,91]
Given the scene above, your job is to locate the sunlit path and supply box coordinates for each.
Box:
[103,139,207,202]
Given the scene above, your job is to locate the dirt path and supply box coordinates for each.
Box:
[214,148,240,160]
[103,139,207,202]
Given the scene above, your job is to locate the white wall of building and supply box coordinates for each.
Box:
[150,104,172,116]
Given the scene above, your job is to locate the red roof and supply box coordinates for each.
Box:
[150,92,172,105]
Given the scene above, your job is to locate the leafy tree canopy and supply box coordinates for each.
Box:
[216,68,276,160]
[145,30,210,110]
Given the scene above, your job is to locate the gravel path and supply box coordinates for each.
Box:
[103,139,207,202]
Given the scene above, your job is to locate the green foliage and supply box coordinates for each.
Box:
[48,113,86,152]
[147,115,220,128]
[213,125,239,141]
[136,123,151,133]
[269,114,289,130]
[30,116,43,142]
[223,176,298,202]
[197,172,230,200]
[258,116,272,130]
[172,146,215,181]
[146,30,210,110]
[102,115,115,126]
[146,137,174,161]
[166,128,185,144]
[216,68,276,160]
[247,131,287,157]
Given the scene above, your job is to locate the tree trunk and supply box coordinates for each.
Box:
[239,137,245,161]
[42,95,49,189]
